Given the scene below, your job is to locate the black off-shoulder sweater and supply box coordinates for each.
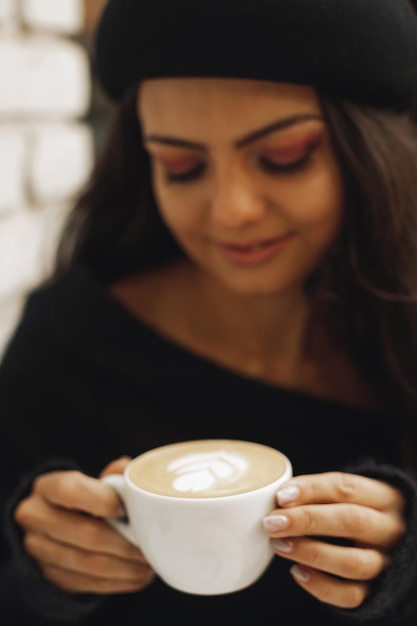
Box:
[1,264,417,626]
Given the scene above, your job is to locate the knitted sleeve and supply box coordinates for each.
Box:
[329,460,417,625]
[0,459,105,625]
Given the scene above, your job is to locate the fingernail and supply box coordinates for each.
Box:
[277,485,300,506]
[290,564,310,583]
[262,514,289,532]
[271,538,293,553]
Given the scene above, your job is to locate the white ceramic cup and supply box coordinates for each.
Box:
[103,439,292,595]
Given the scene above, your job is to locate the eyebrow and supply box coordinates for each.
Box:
[143,113,323,151]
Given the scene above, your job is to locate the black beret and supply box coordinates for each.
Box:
[95,0,417,110]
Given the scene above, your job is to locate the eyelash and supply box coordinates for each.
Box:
[259,151,313,175]
[165,163,207,183]
[164,151,314,183]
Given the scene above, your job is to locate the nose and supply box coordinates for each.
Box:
[210,163,267,229]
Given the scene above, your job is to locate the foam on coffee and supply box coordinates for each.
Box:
[128,440,287,498]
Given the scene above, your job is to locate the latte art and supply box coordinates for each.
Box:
[168,451,249,493]
[129,440,287,498]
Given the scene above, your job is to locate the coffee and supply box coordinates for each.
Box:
[128,439,287,498]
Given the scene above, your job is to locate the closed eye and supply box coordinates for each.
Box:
[164,163,207,183]
[259,151,313,175]
[163,150,313,183]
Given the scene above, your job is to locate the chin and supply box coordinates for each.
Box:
[218,274,302,299]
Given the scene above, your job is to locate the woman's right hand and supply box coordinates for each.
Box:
[14,458,155,595]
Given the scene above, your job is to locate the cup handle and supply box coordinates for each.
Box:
[102,474,139,547]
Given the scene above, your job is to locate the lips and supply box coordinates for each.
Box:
[223,238,283,251]
[215,233,294,266]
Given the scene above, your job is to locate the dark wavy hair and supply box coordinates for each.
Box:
[55,86,417,473]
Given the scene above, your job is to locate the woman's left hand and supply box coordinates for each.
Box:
[262,472,407,609]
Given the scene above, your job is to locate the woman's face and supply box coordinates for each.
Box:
[138,78,344,297]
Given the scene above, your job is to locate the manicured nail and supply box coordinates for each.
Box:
[262,514,289,532]
[290,564,310,583]
[271,538,293,553]
[277,485,300,506]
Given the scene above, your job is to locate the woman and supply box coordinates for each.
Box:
[1,0,417,624]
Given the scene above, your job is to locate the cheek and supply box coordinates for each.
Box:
[153,182,203,238]
[280,169,344,244]
[152,176,181,230]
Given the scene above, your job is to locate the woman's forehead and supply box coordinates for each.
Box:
[138,78,322,135]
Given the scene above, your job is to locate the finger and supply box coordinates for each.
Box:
[32,471,125,518]
[276,473,406,513]
[16,497,145,561]
[39,562,155,595]
[289,564,370,609]
[263,503,406,548]
[24,532,153,582]
[99,457,132,478]
[271,536,390,580]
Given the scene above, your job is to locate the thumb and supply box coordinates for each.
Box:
[99,456,132,478]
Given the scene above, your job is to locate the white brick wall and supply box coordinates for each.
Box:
[0,0,94,358]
